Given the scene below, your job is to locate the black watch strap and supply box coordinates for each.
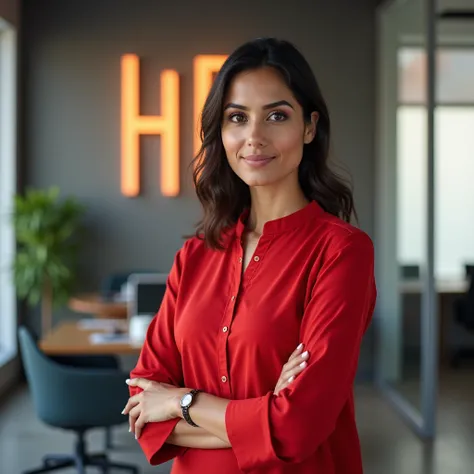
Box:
[182,389,201,427]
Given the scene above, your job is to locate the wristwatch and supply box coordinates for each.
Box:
[180,389,201,427]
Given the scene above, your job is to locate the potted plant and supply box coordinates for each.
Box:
[12,187,85,335]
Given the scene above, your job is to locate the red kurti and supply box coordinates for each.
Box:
[130,201,376,474]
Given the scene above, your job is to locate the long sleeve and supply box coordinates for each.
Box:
[129,244,187,465]
[225,231,376,472]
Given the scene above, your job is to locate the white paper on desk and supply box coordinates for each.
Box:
[89,333,130,344]
[78,319,124,330]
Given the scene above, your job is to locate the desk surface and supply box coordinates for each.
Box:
[39,321,142,356]
[68,293,128,319]
[399,278,468,294]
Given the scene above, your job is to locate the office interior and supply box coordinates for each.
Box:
[0,0,473,473]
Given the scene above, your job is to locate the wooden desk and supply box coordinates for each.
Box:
[399,278,468,294]
[399,277,468,365]
[40,321,142,356]
[68,293,128,319]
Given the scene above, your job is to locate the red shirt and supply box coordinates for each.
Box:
[130,201,376,474]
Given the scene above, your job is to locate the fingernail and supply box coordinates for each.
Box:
[300,361,307,368]
[135,434,138,440]
[301,351,309,359]
[125,379,131,384]
[121,409,126,414]
[288,376,295,383]
[128,427,131,432]
[297,343,303,350]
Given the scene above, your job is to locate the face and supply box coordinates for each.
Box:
[221,67,318,189]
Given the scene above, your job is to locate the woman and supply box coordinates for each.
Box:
[122,37,376,474]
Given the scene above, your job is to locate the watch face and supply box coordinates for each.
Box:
[180,393,193,408]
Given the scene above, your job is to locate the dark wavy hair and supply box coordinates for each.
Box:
[191,37,355,250]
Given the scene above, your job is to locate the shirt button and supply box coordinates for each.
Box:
[254,256,260,262]
[231,295,235,301]
[221,376,227,383]
[238,257,242,263]
[222,326,228,333]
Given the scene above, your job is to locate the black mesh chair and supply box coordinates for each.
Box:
[401,264,420,279]
[18,326,139,474]
[465,264,474,279]
[451,268,474,367]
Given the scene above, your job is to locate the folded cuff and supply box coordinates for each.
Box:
[138,418,186,465]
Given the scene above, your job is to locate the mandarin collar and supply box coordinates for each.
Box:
[235,201,323,238]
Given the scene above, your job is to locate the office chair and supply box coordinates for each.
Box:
[401,264,420,279]
[451,270,474,367]
[29,328,119,450]
[465,264,474,279]
[18,326,139,474]
[51,354,119,450]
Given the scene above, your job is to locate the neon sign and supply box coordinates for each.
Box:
[121,54,227,197]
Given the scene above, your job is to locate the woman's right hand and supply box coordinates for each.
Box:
[274,344,309,396]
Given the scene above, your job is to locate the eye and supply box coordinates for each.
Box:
[227,112,247,124]
[268,111,288,122]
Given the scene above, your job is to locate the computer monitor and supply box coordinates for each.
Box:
[127,273,168,318]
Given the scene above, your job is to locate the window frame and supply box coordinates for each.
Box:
[0,18,18,367]
[396,45,474,280]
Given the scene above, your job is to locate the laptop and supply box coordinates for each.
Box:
[127,273,169,318]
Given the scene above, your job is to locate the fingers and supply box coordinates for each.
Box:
[284,359,308,383]
[126,378,152,390]
[274,345,310,396]
[287,343,304,362]
[128,405,142,435]
[275,361,306,394]
[129,405,141,420]
[282,349,309,380]
[121,394,140,415]
[277,360,307,392]
[135,414,146,440]
[129,414,137,435]
[124,390,149,439]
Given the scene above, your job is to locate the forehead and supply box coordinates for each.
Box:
[225,67,294,104]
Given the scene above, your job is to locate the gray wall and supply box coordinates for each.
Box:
[22,0,376,374]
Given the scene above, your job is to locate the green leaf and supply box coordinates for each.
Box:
[12,187,85,310]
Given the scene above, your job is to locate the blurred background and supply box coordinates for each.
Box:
[0,0,473,473]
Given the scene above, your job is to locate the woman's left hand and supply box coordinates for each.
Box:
[122,378,188,439]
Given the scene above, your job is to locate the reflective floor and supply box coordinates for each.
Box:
[0,369,473,474]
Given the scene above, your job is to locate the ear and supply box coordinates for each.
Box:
[303,112,319,144]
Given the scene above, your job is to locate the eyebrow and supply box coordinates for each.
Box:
[223,100,294,111]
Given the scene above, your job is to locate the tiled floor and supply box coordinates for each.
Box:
[1,370,473,474]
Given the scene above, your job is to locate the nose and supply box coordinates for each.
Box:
[246,122,267,148]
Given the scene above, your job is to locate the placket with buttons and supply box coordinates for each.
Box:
[216,236,246,397]
[216,234,272,397]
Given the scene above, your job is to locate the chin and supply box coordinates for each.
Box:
[241,174,280,188]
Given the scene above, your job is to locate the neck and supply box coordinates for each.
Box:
[246,184,309,235]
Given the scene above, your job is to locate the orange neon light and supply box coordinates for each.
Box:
[121,54,180,197]
[193,55,228,157]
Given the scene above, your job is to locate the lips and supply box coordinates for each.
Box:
[241,154,275,168]
[242,154,275,162]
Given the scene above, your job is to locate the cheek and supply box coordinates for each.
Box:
[221,128,243,159]
[273,129,304,161]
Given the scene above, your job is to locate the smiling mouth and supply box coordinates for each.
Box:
[242,154,274,162]
[241,155,275,168]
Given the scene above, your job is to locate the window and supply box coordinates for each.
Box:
[397,47,474,280]
[0,18,17,365]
